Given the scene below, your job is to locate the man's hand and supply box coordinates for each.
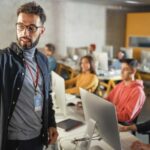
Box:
[131,141,150,150]
[119,124,137,132]
[48,127,58,144]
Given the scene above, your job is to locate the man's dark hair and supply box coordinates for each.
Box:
[45,43,55,53]
[17,2,46,24]
[121,59,139,69]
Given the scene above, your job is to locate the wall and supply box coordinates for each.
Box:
[0,0,57,49]
[126,12,150,60]
[106,8,126,57]
[64,1,106,55]
[0,0,106,56]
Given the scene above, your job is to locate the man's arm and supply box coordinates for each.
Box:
[119,120,150,133]
[136,120,150,133]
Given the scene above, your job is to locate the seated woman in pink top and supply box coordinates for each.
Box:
[107,59,145,123]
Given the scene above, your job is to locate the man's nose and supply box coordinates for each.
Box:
[22,28,30,36]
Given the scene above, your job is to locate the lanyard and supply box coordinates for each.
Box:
[25,62,40,94]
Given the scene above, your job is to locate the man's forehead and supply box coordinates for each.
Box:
[17,13,41,25]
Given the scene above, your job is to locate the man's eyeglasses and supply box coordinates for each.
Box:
[16,23,43,33]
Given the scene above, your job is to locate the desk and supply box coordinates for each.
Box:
[137,69,150,81]
[97,70,121,96]
[55,100,141,150]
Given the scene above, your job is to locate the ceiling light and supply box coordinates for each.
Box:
[125,0,140,4]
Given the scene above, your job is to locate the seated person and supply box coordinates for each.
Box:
[44,43,57,73]
[106,59,146,123]
[119,120,150,150]
[65,55,99,96]
[88,43,96,55]
[110,50,127,70]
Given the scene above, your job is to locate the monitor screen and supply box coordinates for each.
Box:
[80,88,121,150]
[51,71,66,116]
[94,52,108,71]
[102,46,113,59]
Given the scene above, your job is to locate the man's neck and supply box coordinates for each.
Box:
[124,78,135,86]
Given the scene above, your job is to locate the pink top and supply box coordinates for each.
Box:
[107,80,146,122]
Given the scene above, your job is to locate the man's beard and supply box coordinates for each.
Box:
[17,35,40,50]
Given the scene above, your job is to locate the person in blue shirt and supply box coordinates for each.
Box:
[44,43,57,73]
[110,50,127,70]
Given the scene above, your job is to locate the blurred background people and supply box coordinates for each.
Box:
[107,59,145,123]
[88,43,96,56]
[44,43,57,73]
[110,50,127,70]
[65,55,99,96]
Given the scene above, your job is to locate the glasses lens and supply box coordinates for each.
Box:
[16,23,25,31]
[16,23,38,33]
[27,25,37,33]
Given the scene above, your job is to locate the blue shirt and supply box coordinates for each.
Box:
[111,59,121,70]
[48,56,57,73]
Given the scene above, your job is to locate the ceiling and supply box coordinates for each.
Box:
[72,0,150,8]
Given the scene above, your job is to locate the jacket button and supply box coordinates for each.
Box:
[8,116,10,120]
[22,73,24,76]
[13,101,15,105]
[22,58,25,61]
[17,87,20,90]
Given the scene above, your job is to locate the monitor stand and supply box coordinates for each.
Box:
[90,145,104,150]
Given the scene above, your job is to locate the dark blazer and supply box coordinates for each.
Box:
[137,120,150,133]
[0,42,56,150]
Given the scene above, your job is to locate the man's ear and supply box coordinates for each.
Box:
[40,27,45,35]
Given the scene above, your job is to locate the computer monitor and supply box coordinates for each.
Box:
[120,47,133,58]
[94,52,108,71]
[51,71,66,116]
[76,47,88,58]
[67,47,77,59]
[102,45,113,59]
[80,88,121,150]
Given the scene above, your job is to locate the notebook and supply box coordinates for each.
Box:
[57,118,84,131]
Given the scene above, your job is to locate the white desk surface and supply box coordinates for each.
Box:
[55,99,141,150]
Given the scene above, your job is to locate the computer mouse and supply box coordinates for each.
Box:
[67,102,75,106]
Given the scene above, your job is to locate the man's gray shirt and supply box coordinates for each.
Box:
[8,47,44,140]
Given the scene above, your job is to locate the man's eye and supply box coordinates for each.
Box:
[28,26,36,32]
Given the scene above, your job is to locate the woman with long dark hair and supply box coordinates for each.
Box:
[65,55,99,95]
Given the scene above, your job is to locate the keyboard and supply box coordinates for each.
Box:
[65,94,81,105]
[65,93,76,100]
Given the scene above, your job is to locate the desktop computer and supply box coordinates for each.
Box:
[80,88,121,150]
[94,52,109,72]
[51,71,83,131]
[102,45,113,60]
[51,71,67,116]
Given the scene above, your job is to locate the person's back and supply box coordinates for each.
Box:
[44,43,57,73]
[48,56,57,72]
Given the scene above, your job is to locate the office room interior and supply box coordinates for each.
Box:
[0,0,150,150]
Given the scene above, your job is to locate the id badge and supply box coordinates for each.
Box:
[34,94,42,112]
